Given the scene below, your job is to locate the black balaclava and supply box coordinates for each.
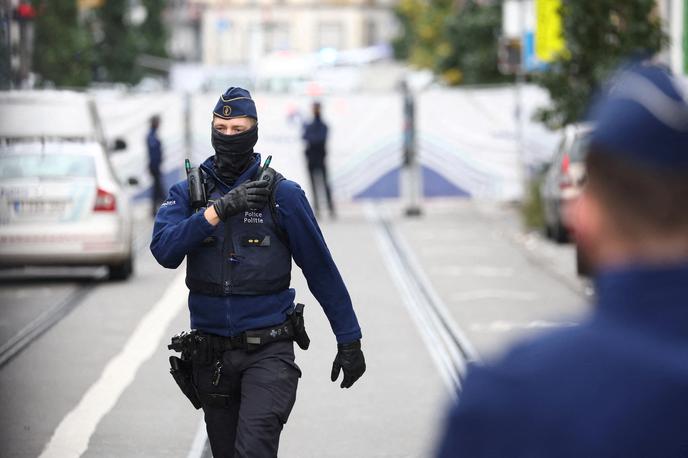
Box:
[211,123,258,182]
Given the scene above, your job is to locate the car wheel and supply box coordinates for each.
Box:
[109,256,133,281]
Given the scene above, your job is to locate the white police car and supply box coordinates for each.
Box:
[0,91,134,280]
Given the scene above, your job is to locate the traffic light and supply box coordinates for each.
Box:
[13,2,36,22]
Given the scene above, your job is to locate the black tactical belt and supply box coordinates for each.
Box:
[167,305,310,410]
[199,332,247,351]
[199,320,296,352]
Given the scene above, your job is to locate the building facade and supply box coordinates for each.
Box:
[189,0,398,65]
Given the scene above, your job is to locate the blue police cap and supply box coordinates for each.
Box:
[213,87,257,120]
[588,61,688,170]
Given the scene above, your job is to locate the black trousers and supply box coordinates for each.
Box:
[307,163,335,216]
[192,340,301,458]
[150,169,165,217]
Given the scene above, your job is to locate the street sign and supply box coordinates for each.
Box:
[498,37,522,74]
[535,0,564,62]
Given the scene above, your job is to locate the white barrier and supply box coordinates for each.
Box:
[94,85,558,203]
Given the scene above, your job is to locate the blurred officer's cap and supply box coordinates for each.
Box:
[213,87,257,120]
[589,60,688,170]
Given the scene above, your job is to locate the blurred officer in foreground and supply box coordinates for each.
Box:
[302,101,336,219]
[147,115,164,217]
[151,88,365,457]
[436,61,688,457]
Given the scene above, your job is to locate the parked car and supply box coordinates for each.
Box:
[0,91,134,280]
[540,123,592,243]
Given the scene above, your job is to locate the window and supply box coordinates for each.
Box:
[317,21,344,50]
[265,22,290,53]
[364,18,377,46]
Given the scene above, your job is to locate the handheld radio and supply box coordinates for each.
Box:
[256,155,272,181]
[185,159,207,210]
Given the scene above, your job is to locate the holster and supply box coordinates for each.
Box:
[169,356,202,410]
[288,303,310,350]
[168,330,214,364]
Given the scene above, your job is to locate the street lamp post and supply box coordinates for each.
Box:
[515,0,527,198]
[501,0,530,200]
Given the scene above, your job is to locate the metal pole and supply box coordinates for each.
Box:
[515,0,528,200]
[515,65,525,196]
[0,0,11,89]
[184,91,192,162]
[403,81,422,217]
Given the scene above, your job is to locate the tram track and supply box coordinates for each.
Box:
[366,203,480,397]
[0,281,97,368]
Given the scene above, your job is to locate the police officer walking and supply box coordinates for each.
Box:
[151,87,366,458]
[436,61,688,456]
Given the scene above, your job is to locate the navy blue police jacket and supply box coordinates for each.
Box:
[302,119,328,166]
[147,128,162,173]
[437,261,688,457]
[150,154,362,344]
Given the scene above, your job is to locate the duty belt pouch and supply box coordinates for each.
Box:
[289,303,311,350]
[169,356,202,410]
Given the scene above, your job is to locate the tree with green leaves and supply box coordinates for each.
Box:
[438,1,508,85]
[95,0,142,84]
[393,0,453,70]
[393,0,508,86]
[535,0,666,129]
[32,0,95,87]
[140,0,168,59]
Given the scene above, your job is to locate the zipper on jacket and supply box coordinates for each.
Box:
[224,219,235,295]
[220,220,232,331]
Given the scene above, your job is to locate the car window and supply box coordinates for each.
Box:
[546,136,566,173]
[0,154,95,179]
[570,133,592,162]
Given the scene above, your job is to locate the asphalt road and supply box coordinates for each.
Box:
[0,199,590,458]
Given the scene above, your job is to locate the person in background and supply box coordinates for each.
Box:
[436,61,688,457]
[302,101,336,219]
[147,115,164,217]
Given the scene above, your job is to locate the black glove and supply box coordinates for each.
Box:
[331,340,366,389]
[212,180,269,221]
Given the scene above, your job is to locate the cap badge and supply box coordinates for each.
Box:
[223,105,231,117]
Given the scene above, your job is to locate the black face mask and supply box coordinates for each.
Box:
[211,124,259,181]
